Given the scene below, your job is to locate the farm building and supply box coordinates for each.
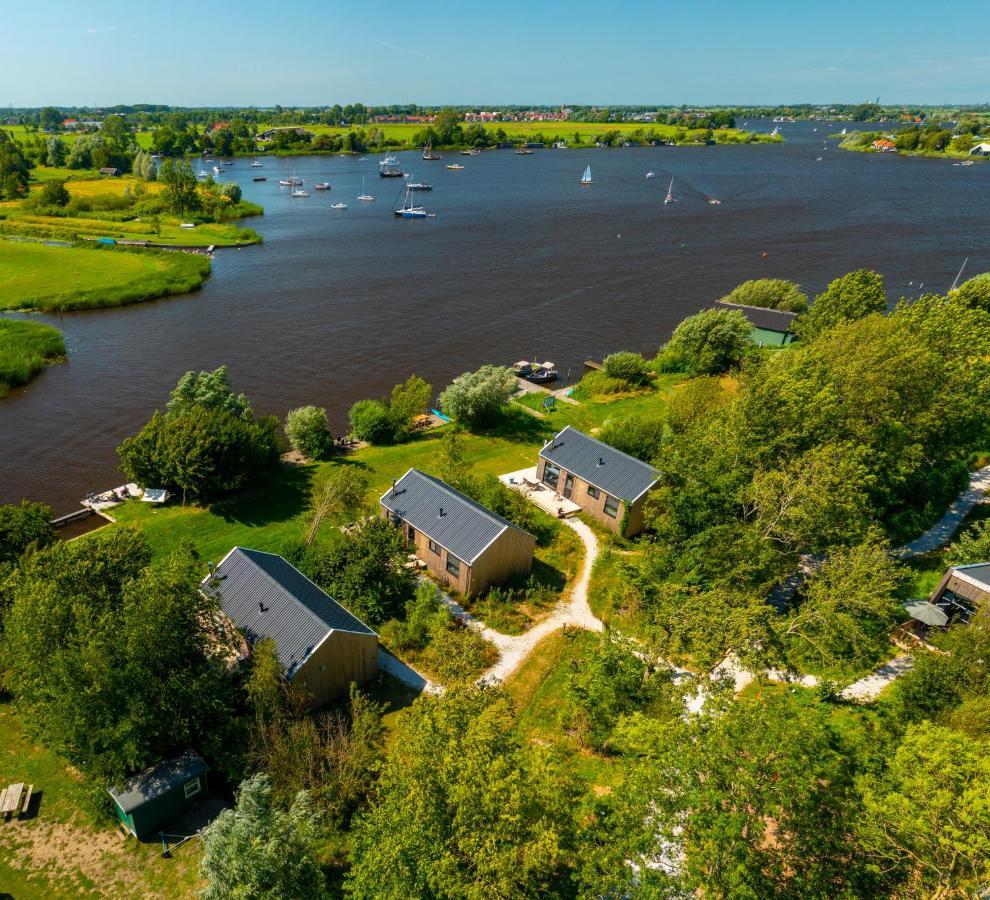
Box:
[380,468,535,597]
[202,547,378,708]
[109,752,207,839]
[537,426,659,537]
[256,126,315,141]
[714,299,799,346]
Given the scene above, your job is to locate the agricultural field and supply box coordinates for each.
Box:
[0,240,211,312]
[0,318,65,394]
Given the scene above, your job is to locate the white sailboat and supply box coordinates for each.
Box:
[394,181,427,218]
[664,177,676,204]
[580,165,593,185]
[358,176,374,201]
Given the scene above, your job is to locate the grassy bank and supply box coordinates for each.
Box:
[0,240,211,312]
[0,318,65,394]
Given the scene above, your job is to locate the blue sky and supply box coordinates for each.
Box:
[3,1,988,106]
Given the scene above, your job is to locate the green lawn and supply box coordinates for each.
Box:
[0,318,65,394]
[0,240,211,312]
[0,702,204,899]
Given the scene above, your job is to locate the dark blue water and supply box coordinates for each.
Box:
[2,120,987,510]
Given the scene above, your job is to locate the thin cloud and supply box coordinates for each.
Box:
[376,39,430,60]
[86,26,117,35]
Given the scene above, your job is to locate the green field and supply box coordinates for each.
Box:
[0,317,65,394]
[0,240,211,312]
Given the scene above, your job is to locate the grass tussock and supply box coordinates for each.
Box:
[0,318,65,395]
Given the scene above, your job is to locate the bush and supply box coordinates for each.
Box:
[721,278,808,313]
[663,308,751,374]
[951,272,990,314]
[574,369,636,398]
[598,414,666,463]
[0,500,55,566]
[438,365,516,428]
[602,351,651,386]
[388,375,432,440]
[284,405,333,460]
[38,179,70,208]
[348,398,396,444]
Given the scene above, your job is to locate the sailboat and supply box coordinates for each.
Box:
[250,146,263,168]
[770,125,780,137]
[664,177,676,204]
[379,155,404,177]
[580,165,593,185]
[422,141,441,160]
[645,171,656,179]
[358,177,374,201]
[394,181,428,218]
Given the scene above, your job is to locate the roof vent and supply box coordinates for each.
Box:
[438,507,446,518]
[258,601,269,614]
[597,457,605,467]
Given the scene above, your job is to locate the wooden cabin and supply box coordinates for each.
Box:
[537,426,659,537]
[202,547,378,708]
[713,300,799,347]
[109,752,207,839]
[928,562,990,625]
[381,468,535,597]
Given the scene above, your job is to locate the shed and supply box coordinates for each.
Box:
[713,300,799,346]
[202,547,379,707]
[109,751,207,839]
[98,167,120,177]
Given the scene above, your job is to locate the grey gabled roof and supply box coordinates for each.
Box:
[380,469,526,564]
[109,751,207,814]
[952,562,990,591]
[202,547,376,678]
[539,426,659,502]
[714,300,798,334]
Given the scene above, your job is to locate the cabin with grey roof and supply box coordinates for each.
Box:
[202,547,378,708]
[537,426,659,536]
[380,468,536,597]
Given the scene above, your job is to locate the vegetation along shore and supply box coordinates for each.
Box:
[0,318,65,394]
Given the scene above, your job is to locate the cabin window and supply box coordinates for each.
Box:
[587,485,599,499]
[183,778,201,800]
[428,539,441,555]
[446,554,461,577]
[604,495,619,518]
[543,463,560,490]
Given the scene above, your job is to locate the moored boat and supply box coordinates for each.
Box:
[422,141,442,160]
[313,182,332,191]
[446,163,464,170]
[580,165,593,185]
[379,155,404,177]
[394,182,428,217]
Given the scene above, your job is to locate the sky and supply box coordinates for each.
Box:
[2,0,989,107]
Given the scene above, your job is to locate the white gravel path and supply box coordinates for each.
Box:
[377,647,443,694]
[897,464,990,558]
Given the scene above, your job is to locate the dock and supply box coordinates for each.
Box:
[583,359,603,371]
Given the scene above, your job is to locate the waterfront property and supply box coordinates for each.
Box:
[109,751,208,839]
[380,468,536,597]
[872,138,896,152]
[714,299,799,346]
[928,562,990,625]
[537,426,659,537]
[969,142,990,157]
[202,547,379,708]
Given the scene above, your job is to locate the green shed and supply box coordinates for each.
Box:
[108,751,208,839]
[714,300,799,347]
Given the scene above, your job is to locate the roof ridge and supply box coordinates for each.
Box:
[542,426,659,475]
[390,468,517,533]
[715,299,798,317]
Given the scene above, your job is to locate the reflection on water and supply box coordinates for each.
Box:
[1,121,987,510]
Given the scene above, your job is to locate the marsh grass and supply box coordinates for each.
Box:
[0,318,65,394]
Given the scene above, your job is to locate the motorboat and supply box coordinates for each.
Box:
[314,182,332,191]
[291,188,309,198]
[515,147,534,155]
[526,362,559,383]
[645,171,656,178]
[330,202,347,209]
[252,176,267,182]
[460,148,480,156]
[513,360,533,377]
[446,163,464,170]
[406,181,433,191]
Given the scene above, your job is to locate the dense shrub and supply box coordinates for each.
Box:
[348,398,396,444]
[598,414,666,463]
[602,351,651,386]
[661,307,751,374]
[0,500,55,566]
[575,369,637,397]
[951,272,990,313]
[284,405,333,459]
[721,278,808,313]
[437,365,516,428]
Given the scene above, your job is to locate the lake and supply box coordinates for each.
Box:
[2,121,987,511]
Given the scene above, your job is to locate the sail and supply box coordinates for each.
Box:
[581,165,592,183]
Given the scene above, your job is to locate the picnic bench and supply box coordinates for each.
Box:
[0,782,32,819]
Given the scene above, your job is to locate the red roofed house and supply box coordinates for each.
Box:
[209,122,231,133]
[872,138,896,152]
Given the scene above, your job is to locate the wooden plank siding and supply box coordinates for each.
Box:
[930,571,990,607]
[294,630,379,709]
[536,458,648,537]
[381,507,535,597]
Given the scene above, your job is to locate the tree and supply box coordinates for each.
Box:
[437,365,516,429]
[388,374,432,438]
[598,413,666,463]
[38,106,62,131]
[294,516,415,625]
[858,722,990,894]
[661,307,751,375]
[2,530,240,783]
[45,135,67,167]
[37,178,70,207]
[720,277,808,313]
[131,149,155,181]
[348,398,395,444]
[602,351,650,386]
[167,365,251,419]
[782,538,903,677]
[951,272,990,313]
[795,269,887,340]
[347,686,578,899]
[117,406,279,504]
[200,774,328,900]
[284,405,333,460]
[0,500,55,566]
[158,157,199,216]
[947,518,990,566]
[302,466,368,545]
